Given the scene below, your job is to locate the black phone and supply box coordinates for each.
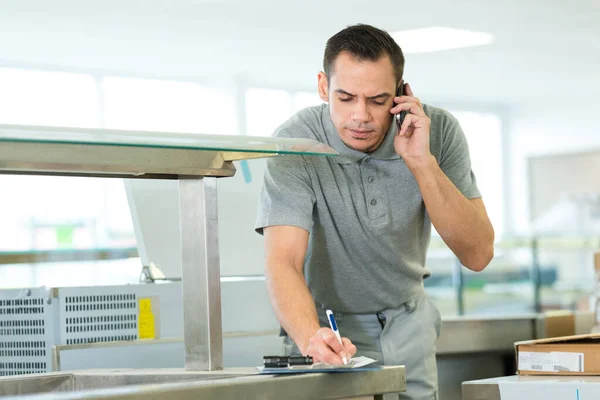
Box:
[395,79,407,131]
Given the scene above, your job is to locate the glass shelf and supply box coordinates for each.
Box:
[0,124,338,157]
[0,124,338,178]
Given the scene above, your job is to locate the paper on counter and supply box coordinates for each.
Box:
[348,356,379,368]
[292,356,377,370]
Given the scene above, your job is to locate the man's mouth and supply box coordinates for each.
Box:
[348,129,373,139]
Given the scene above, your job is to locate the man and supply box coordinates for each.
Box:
[255,24,494,400]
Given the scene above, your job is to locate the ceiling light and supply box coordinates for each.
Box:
[391,27,495,54]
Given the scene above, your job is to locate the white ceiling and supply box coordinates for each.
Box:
[0,0,599,105]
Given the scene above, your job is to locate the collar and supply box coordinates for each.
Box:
[320,104,401,164]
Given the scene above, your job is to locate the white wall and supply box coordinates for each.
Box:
[509,100,600,233]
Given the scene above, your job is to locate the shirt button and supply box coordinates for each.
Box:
[367,176,374,183]
[405,299,417,313]
[370,199,377,206]
[376,312,386,328]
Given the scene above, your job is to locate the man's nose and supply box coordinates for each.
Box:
[351,101,370,122]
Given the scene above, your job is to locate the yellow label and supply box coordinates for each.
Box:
[138,298,155,339]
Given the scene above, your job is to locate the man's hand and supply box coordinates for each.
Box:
[391,82,432,166]
[303,327,357,364]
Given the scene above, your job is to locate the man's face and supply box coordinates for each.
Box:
[318,52,397,153]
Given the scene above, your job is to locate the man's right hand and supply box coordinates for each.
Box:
[263,226,357,365]
[303,327,357,364]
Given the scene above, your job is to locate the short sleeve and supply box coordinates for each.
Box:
[254,153,316,235]
[438,115,481,200]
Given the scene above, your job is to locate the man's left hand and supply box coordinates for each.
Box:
[391,83,432,166]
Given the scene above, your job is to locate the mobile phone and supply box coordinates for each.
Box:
[395,79,407,131]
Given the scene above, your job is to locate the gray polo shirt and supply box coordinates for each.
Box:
[255,103,480,313]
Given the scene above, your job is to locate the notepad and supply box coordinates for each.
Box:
[258,356,378,374]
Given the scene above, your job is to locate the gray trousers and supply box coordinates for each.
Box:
[284,290,442,400]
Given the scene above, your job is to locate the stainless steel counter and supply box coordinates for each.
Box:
[462,375,600,400]
[436,314,537,355]
[435,313,595,400]
[0,366,405,400]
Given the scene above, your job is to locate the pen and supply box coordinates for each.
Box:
[326,309,348,365]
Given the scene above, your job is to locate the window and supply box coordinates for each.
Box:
[0,68,101,251]
[103,77,237,135]
[426,110,505,316]
[451,111,504,236]
[0,68,97,128]
[245,88,292,137]
[0,70,244,289]
[292,91,323,113]
[0,175,125,250]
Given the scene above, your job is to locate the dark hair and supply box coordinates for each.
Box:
[323,24,405,84]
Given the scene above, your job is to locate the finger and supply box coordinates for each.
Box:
[321,329,344,356]
[325,337,348,363]
[393,95,416,103]
[319,346,344,365]
[393,95,422,109]
[390,101,425,117]
[400,113,431,137]
[307,337,339,364]
[342,337,357,358]
[413,97,422,110]
[405,82,414,97]
[399,113,415,137]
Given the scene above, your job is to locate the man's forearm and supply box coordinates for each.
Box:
[265,261,320,354]
[408,154,494,271]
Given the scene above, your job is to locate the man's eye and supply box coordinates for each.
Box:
[339,97,352,102]
[371,100,385,106]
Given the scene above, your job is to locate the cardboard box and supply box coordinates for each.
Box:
[537,310,595,339]
[515,333,600,375]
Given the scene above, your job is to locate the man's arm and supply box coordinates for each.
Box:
[392,82,494,272]
[263,225,356,363]
[409,156,494,271]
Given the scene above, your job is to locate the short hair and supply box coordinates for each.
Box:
[323,24,405,84]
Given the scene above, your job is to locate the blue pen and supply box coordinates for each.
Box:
[326,309,348,365]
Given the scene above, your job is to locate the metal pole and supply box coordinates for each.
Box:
[452,257,465,316]
[179,177,223,370]
[531,237,542,313]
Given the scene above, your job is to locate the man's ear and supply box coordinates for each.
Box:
[317,71,329,103]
